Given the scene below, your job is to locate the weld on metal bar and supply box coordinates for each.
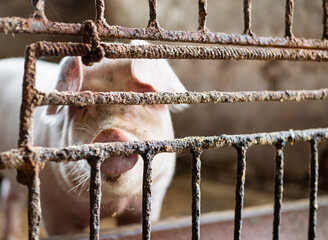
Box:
[323,0,328,39]
[191,150,202,240]
[308,139,319,240]
[272,141,286,240]
[285,0,295,38]
[1,128,328,170]
[243,0,252,35]
[198,0,207,31]
[142,152,154,240]
[2,18,328,50]
[37,89,328,107]
[89,159,102,240]
[234,145,247,240]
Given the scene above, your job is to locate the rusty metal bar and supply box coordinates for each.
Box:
[89,159,102,240]
[19,45,38,148]
[2,18,328,50]
[198,0,208,31]
[1,128,328,170]
[37,89,328,107]
[27,172,41,240]
[16,168,42,240]
[285,0,295,38]
[323,0,328,39]
[243,0,252,35]
[272,141,286,240]
[308,139,319,240]
[142,151,154,240]
[234,145,247,240]
[31,0,46,20]
[101,43,328,62]
[191,150,202,240]
[148,0,159,28]
[95,0,106,23]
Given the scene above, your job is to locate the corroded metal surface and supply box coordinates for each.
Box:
[0,0,327,240]
[142,152,154,240]
[309,140,319,240]
[273,142,285,240]
[38,89,328,107]
[191,150,202,240]
[234,146,247,240]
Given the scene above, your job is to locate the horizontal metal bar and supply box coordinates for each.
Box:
[1,127,327,169]
[1,17,328,50]
[36,89,328,107]
[101,43,328,61]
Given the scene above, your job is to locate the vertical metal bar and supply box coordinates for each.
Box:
[27,171,41,240]
[142,151,154,240]
[31,0,46,19]
[308,139,319,240]
[89,158,102,240]
[192,150,202,240]
[19,46,37,148]
[95,0,106,22]
[148,0,159,28]
[273,142,285,240]
[234,145,247,240]
[243,0,252,35]
[323,0,328,39]
[198,0,208,31]
[285,0,295,38]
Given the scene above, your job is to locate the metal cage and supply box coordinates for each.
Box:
[0,0,327,239]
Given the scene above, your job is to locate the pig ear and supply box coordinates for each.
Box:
[131,59,188,112]
[47,56,83,115]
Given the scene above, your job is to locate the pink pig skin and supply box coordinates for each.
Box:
[0,41,187,239]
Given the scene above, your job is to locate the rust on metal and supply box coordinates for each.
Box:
[142,151,154,240]
[309,139,319,240]
[148,0,159,28]
[0,0,327,240]
[191,150,202,240]
[89,158,102,240]
[323,0,328,39]
[285,0,295,38]
[243,0,253,36]
[234,145,248,240]
[198,0,208,31]
[273,141,286,240]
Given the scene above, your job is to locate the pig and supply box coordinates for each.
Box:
[0,41,187,239]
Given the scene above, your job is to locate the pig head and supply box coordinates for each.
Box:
[38,46,187,235]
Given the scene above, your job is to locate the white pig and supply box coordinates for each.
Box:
[0,41,187,238]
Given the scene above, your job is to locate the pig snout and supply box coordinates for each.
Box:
[92,128,138,177]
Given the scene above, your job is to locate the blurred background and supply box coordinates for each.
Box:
[1,0,328,236]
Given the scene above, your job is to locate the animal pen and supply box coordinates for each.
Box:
[1,0,328,239]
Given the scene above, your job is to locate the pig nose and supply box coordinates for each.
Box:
[93,128,138,177]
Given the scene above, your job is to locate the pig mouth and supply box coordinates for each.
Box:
[92,128,139,179]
